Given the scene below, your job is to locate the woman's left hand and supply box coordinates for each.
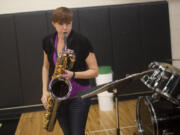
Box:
[62,70,73,79]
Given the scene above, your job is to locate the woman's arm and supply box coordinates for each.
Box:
[41,51,50,108]
[64,52,98,79]
[75,52,98,79]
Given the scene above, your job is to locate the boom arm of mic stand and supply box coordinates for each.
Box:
[78,69,153,99]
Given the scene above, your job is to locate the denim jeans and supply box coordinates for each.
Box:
[57,98,91,135]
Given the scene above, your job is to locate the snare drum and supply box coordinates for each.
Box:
[136,96,180,135]
[141,62,180,104]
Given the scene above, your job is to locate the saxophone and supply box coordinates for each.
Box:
[43,33,75,131]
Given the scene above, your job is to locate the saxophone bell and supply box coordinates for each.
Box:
[48,76,72,101]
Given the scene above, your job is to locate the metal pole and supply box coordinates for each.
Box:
[114,89,120,135]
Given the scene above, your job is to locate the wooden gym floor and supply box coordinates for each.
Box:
[15,99,138,135]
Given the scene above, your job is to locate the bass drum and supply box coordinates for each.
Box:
[136,96,180,135]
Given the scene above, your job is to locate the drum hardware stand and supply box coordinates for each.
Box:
[113,88,151,135]
[151,92,161,101]
[111,89,153,135]
[162,130,175,135]
[113,88,121,135]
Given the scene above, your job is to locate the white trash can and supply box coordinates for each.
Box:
[96,66,114,111]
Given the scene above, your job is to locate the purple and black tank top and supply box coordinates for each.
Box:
[53,34,91,98]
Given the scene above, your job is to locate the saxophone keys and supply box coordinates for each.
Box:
[49,99,54,105]
[43,120,49,128]
[47,96,54,102]
[43,114,49,127]
[47,105,52,111]
[63,54,67,57]
[44,113,50,119]
[56,68,61,73]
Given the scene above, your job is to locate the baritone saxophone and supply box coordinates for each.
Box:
[43,32,75,131]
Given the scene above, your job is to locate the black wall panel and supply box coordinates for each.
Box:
[0,1,171,110]
[0,15,22,107]
[46,10,55,34]
[72,8,80,32]
[14,12,48,105]
[78,7,113,66]
[140,2,171,65]
[110,5,145,79]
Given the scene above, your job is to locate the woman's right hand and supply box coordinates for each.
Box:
[41,91,49,109]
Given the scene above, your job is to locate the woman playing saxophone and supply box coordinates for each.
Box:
[41,7,98,135]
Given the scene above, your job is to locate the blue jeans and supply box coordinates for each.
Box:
[57,98,91,135]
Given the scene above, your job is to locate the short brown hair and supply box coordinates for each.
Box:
[52,7,73,24]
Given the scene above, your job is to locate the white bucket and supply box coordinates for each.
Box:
[96,73,114,111]
[97,91,114,111]
[96,73,113,85]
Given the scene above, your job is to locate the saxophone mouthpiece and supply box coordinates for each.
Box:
[64,32,67,39]
[64,32,67,46]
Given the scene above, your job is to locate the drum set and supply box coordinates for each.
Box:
[137,62,180,135]
[78,61,180,135]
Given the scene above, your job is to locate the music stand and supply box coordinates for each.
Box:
[77,70,153,135]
